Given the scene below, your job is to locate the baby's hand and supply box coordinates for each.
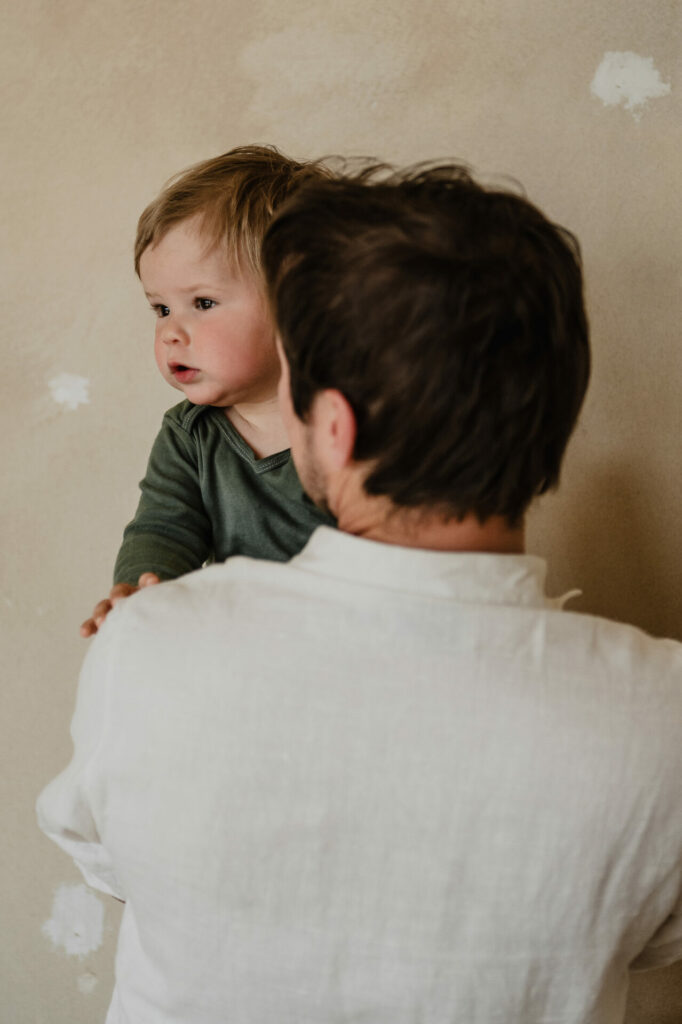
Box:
[79,573,161,637]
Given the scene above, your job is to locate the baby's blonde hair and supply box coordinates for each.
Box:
[134,145,331,277]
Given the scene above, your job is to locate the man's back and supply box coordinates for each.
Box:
[38,527,682,1023]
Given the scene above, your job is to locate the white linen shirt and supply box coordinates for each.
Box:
[37,527,682,1023]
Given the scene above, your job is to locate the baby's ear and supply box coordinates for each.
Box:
[312,389,356,471]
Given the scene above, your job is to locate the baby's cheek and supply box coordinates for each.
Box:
[153,337,166,373]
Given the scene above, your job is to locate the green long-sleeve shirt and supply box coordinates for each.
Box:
[114,400,335,585]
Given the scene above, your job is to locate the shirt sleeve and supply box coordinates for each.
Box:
[113,408,213,584]
[36,618,123,900]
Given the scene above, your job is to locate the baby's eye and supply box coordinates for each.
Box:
[195,297,216,310]
[152,304,170,318]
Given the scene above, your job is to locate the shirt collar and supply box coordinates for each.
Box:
[291,526,555,608]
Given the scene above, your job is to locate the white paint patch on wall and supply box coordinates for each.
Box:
[77,971,99,994]
[42,883,104,957]
[48,372,90,410]
[591,52,671,118]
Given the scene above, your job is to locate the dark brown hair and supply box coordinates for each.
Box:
[263,162,590,525]
[134,145,331,277]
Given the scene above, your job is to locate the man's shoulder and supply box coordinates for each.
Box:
[112,555,297,624]
[544,606,682,722]
[558,606,682,669]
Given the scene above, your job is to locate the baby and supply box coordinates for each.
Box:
[81,146,334,637]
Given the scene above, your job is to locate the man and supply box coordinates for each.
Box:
[38,163,682,1023]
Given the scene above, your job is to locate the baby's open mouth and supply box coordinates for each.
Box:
[170,364,199,381]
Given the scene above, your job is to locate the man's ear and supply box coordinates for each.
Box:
[313,389,357,471]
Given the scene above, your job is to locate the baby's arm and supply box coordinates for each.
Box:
[80,405,213,636]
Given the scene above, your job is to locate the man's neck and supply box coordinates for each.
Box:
[330,472,524,554]
[347,509,524,554]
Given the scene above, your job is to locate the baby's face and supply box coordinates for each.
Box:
[139,217,280,410]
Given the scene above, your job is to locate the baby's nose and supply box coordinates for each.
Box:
[160,318,188,345]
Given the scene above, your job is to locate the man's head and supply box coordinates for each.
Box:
[263,163,590,527]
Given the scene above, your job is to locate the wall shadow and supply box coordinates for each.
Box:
[532,461,681,642]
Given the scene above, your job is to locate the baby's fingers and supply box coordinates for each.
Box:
[138,573,161,588]
[109,583,138,606]
[80,580,149,637]
[79,597,114,638]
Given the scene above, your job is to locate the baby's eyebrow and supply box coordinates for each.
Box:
[144,283,225,300]
[179,283,223,293]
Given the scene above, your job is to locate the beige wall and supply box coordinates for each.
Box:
[2,1,680,1020]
